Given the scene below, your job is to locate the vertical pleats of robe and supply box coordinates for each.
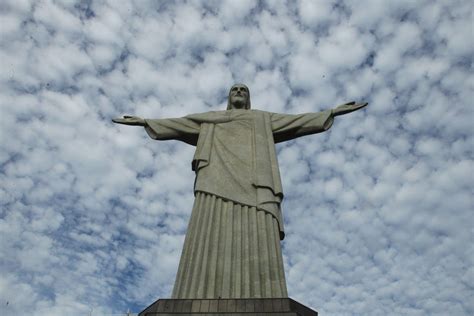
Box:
[172,192,288,299]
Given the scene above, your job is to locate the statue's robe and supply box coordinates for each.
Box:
[144,109,333,299]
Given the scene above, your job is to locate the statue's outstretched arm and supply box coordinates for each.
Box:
[112,115,146,126]
[271,101,367,143]
[113,114,201,146]
[331,101,368,117]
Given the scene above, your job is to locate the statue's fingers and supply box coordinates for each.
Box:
[114,117,136,124]
[350,102,368,111]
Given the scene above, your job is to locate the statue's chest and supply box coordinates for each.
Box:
[214,118,254,158]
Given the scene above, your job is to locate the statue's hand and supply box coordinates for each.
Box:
[112,115,146,126]
[332,101,368,116]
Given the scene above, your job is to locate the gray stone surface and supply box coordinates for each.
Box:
[138,298,318,315]
[113,84,367,301]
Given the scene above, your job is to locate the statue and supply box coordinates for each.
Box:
[113,84,367,300]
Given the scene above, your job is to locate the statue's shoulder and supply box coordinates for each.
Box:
[186,110,226,117]
[185,110,230,123]
[249,109,271,115]
[250,109,275,119]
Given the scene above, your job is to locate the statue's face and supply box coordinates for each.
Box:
[229,84,249,109]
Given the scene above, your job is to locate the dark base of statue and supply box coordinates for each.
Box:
[138,298,317,315]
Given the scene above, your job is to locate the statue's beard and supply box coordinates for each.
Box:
[229,98,247,109]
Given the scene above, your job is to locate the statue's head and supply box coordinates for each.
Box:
[227,84,251,110]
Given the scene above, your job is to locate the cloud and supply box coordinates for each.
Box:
[1,0,473,315]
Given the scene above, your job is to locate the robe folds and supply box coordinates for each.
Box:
[144,109,333,298]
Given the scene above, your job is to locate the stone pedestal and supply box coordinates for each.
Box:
[138,298,317,315]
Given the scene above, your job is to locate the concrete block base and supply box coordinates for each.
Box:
[138,298,317,315]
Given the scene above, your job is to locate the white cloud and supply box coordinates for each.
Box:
[297,0,337,29]
[218,0,257,25]
[1,1,473,315]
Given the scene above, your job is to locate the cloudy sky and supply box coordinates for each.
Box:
[1,0,473,315]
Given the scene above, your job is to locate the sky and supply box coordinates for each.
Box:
[0,0,473,315]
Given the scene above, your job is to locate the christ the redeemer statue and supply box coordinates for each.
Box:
[113,84,367,300]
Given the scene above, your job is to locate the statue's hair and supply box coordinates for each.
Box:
[227,84,251,110]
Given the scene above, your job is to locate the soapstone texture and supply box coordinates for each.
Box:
[113,84,367,299]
